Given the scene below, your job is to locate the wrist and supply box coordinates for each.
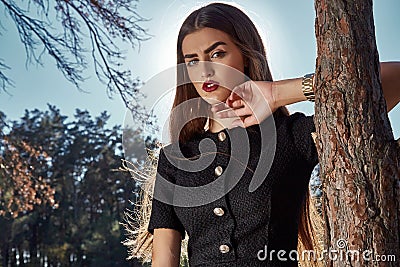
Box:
[273,78,304,107]
[271,81,280,108]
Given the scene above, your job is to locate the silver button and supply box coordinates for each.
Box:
[218,131,226,141]
[214,166,223,176]
[219,244,230,253]
[213,207,225,216]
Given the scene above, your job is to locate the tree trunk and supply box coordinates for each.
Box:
[314,0,400,266]
[29,222,39,265]
[1,243,9,267]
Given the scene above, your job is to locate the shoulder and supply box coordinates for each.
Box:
[160,133,205,158]
[277,111,314,123]
[157,136,203,170]
[288,111,314,122]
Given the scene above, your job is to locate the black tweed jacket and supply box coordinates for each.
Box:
[148,112,318,267]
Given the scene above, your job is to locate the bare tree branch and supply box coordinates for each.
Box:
[0,59,14,94]
[0,0,152,123]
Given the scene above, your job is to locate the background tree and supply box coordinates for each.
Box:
[314,0,400,266]
[0,130,56,219]
[0,106,154,266]
[0,0,151,122]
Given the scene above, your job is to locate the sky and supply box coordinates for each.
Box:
[0,0,399,141]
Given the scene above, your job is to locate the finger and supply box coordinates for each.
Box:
[234,107,251,117]
[242,115,258,127]
[228,99,245,108]
[215,108,239,119]
[229,84,246,101]
[230,91,242,101]
[226,93,235,102]
[231,119,245,128]
[211,102,230,112]
[226,92,241,108]
[216,107,251,118]
[241,82,253,102]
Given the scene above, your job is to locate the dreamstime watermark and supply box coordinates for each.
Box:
[257,239,397,263]
[122,62,278,208]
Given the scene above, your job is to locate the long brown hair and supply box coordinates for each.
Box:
[123,2,319,265]
[171,2,288,143]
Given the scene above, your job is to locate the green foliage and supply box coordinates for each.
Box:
[0,105,152,266]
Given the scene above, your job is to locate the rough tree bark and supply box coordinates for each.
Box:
[314,0,400,266]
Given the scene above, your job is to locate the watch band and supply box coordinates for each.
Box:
[302,73,315,102]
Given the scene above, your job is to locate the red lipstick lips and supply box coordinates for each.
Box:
[202,80,220,92]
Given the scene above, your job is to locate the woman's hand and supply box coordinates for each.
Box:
[211,61,400,129]
[211,77,305,128]
[211,80,277,128]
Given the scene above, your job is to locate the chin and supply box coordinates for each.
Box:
[202,95,229,105]
[198,88,230,104]
[199,96,217,105]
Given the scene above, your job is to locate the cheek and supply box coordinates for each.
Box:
[186,70,203,93]
[232,58,245,74]
[192,82,206,98]
[187,68,202,84]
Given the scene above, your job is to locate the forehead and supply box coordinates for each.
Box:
[182,27,234,54]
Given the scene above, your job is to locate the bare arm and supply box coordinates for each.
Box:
[152,228,182,267]
[380,61,400,112]
[213,62,400,128]
[274,61,400,112]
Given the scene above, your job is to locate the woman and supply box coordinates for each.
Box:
[124,3,400,267]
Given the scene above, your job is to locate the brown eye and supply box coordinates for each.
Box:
[211,51,226,59]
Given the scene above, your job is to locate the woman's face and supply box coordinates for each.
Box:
[182,27,246,104]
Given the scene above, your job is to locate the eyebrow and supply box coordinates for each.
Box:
[184,41,227,59]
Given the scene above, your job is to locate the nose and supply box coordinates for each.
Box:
[201,62,215,78]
